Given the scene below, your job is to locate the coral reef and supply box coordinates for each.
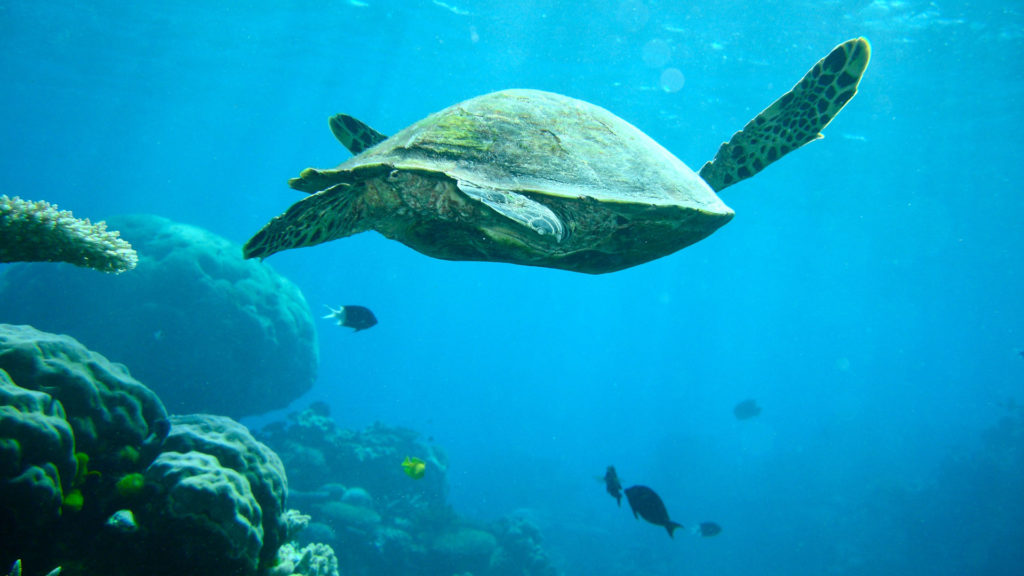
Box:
[0,214,317,417]
[0,323,556,576]
[265,403,450,510]
[0,325,333,576]
[259,404,562,576]
[0,195,137,273]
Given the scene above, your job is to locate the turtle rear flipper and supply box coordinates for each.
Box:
[699,37,871,192]
[244,183,371,259]
[329,113,389,155]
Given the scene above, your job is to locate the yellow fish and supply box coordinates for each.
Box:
[401,456,426,479]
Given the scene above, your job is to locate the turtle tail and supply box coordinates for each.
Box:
[699,37,871,193]
[243,183,369,260]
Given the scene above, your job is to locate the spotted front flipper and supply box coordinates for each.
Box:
[699,37,871,193]
[329,113,389,155]
[243,183,370,259]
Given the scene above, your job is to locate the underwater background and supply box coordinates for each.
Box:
[1,1,1022,575]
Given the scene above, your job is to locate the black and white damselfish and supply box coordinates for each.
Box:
[323,305,378,332]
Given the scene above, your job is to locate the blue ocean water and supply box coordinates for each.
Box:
[2,0,1022,574]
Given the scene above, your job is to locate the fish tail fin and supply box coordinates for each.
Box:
[666,522,684,538]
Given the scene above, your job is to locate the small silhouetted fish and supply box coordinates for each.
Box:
[733,399,761,420]
[323,305,377,332]
[604,466,623,506]
[624,485,683,538]
[697,521,722,537]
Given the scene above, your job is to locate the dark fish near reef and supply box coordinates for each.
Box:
[697,521,722,537]
[323,305,377,331]
[604,466,623,506]
[733,399,761,420]
[624,485,684,538]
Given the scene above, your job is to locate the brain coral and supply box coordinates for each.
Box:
[161,414,289,568]
[0,214,317,417]
[0,324,168,476]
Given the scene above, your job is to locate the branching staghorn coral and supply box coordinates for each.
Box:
[0,195,137,273]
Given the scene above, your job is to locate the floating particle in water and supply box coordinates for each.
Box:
[617,0,650,32]
[642,38,672,68]
[433,0,470,15]
[659,68,685,93]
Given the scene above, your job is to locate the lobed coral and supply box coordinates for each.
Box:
[160,413,289,567]
[0,369,76,541]
[0,324,169,477]
[143,450,264,574]
[0,326,169,572]
[0,195,137,273]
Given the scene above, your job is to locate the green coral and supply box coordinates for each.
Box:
[115,472,145,497]
[61,489,84,512]
[0,195,137,273]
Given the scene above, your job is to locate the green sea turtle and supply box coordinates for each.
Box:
[244,38,870,274]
